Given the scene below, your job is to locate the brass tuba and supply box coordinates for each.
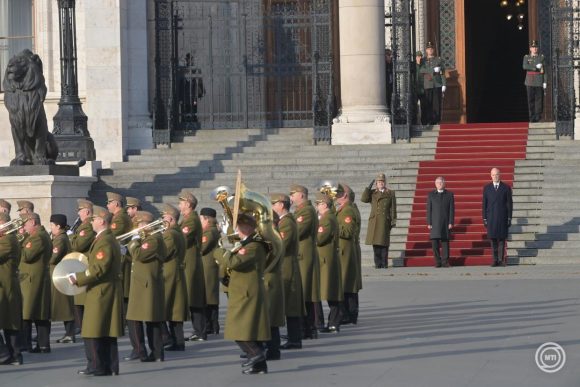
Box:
[210,185,234,237]
[317,179,339,199]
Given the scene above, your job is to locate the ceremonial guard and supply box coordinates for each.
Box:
[361,173,397,269]
[49,214,76,343]
[178,190,207,341]
[523,40,546,122]
[419,41,446,125]
[217,213,270,375]
[289,184,320,339]
[0,213,23,365]
[19,212,52,353]
[200,208,221,335]
[161,204,188,351]
[315,193,343,333]
[68,206,124,376]
[126,211,167,362]
[70,199,96,332]
[271,193,304,350]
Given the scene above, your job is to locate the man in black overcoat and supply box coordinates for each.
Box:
[482,168,513,267]
[426,177,454,267]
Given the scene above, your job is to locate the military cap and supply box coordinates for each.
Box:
[270,193,290,204]
[161,203,180,220]
[376,173,386,182]
[426,41,435,49]
[0,199,11,212]
[178,190,198,207]
[200,207,217,218]
[314,192,333,207]
[415,50,423,57]
[336,183,351,199]
[17,200,34,211]
[20,212,40,223]
[126,197,141,208]
[237,213,257,228]
[106,192,124,205]
[77,199,93,210]
[0,213,10,223]
[50,214,67,228]
[92,206,111,221]
[530,40,539,48]
[289,184,308,195]
[134,211,154,224]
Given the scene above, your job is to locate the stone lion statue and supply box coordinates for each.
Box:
[3,49,58,165]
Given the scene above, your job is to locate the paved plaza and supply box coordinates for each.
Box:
[2,265,580,387]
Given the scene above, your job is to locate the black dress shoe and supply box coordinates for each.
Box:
[92,370,112,376]
[240,352,248,359]
[265,350,281,360]
[74,327,81,335]
[187,334,206,342]
[164,344,185,351]
[77,369,95,376]
[56,335,76,344]
[1,354,23,366]
[280,341,302,350]
[490,262,498,267]
[123,353,142,361]
[241,353,265,368]
[141,354,164,362]
[30,346,51,353]
[320,326,340,333]
[242,360,268,375]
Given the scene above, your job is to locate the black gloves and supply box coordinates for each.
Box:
[368,179,375,190]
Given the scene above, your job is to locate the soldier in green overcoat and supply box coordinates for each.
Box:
[69,206,124,376]
[200,208,221,335]
[126,211,166,362]
[523,40,546,122]
[216,213,270,375]
[106,192,132,302]
[160,204,188,351]
[49,214,75,343]
[349,190,363,294]
[289,184,320,339]
[70,199,96,333]
[0,213,23,365]
[123,197,142,309]
[271,193,304,349]
[361,173,397,269]
[178,190,207,341]
[19,212,52,352]
[315,193,343,332]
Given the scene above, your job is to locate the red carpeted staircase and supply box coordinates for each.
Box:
[404,122,529,266]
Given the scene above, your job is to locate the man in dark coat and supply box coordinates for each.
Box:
[426,177,455,267]
[482,168,513,267]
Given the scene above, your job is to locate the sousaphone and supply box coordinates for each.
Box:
[52,252,89,296]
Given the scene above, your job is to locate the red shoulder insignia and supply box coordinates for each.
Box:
[238,248,246,256]
[25,242,32,249]
[96,251,105,260]
[79,230,86,237]
[141,242,149,250]
[280,231,286,239]
[296,216,304,223]
[182,226,190,234]
[318,226,324,233]
[202,236,208,243]
[52,247,59,254]
[111,223,117,230]
[345,216,352,224]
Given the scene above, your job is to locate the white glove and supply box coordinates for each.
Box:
[120,245,128,255]
[536,63,543,69]
[433,66,441,73]
[66,230,73,236]
[131,234,140,241]
[67,273,77,284]
[441,86,446,93]
[543,83,547,89]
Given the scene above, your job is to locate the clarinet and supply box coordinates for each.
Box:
[69,217,81,233]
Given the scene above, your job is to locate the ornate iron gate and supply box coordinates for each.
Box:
[388,0,415,142]
[152,0,333,145]
[550,0,578,138]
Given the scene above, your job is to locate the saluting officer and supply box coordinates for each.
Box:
[49,214,76,343]
[271,193,304,350]
[178,190,207,342]
[0,213,23,365]
[420,41,446,125]
[161,204,188,351]
[523,40,546,122]
[200,207,221,336]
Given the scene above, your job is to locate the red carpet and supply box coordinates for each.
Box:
[404,122,529,266]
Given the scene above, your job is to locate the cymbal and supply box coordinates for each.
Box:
[52,252,88,296]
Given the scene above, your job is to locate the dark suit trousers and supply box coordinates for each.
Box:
[327,301,343,328]
[22,319,50,349]
[314,301,325,329]
[190,306,207,339]
[205,304,219,333]
[286,316,302,344]
[373,245,389,268]
[526,86,543,122]
[343,293,358,324]
[74,305,84,333]
[491,239,506,264]
[425,87,443,124]
[168,321,185,347]
[1,329,21,359]
[145,322,163,360]
[266,326,281,355]
[127,320,147,359]
[84,337,119,374]
[237,340,264,357]
[431,239,450,265]
[303,301,316,335]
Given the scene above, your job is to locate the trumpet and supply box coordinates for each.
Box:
[0,218,25,241]
[116,218,166,246]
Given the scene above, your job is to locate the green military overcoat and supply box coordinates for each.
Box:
[75,229,124,338]
[361,187,397,246]
[70,219,96,306]
[0,233,21,330]
[263,233,285,328]
[49,232,74,321]
[294,201,320,302]
[352,203,363,292]
[220,235,271,341]
[111,210,132,299]
[336,203,359,294]
[278,213,304,317]
[316,211,343,302]
[19,227,52,320]
[180,211,206,308]
[201,225,221,306]
[127,232,166,322]
[162,225,188,322]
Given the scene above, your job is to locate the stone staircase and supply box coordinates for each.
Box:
[90,127,437,267]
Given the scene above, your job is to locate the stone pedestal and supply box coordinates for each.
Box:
[333,0,391,145]
[0,175,97,228]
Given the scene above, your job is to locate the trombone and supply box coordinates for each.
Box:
[116,218,166,246]
[0,218,25,241]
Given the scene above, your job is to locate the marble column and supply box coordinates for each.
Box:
[333,0,391,145]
